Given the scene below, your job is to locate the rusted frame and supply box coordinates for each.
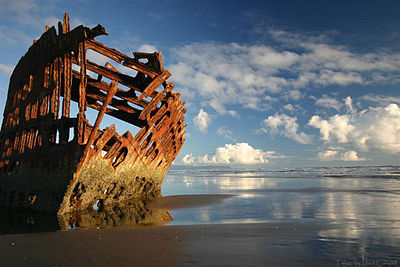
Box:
[86,77,148,107]
[0,12,187,179]
[70,70,147,127]
[85,39,160,78]
[77,81,118,173]
[85,89,142,115]
[138,70,171,101]
[76,39,88,145]
[132,90,187,168]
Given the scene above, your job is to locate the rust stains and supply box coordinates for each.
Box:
[0,13,186,214]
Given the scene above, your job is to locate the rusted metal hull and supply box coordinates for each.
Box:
[0,14,186,215]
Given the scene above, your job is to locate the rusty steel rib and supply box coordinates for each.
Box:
[0,13,187,214]
[77,80,118,174]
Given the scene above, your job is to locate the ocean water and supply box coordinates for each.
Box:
[161,165,400,263]
[164,166,400,229]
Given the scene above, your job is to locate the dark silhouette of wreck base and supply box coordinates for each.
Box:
[0,14,186,215]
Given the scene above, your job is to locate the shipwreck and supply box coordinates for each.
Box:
[0,13,186,215]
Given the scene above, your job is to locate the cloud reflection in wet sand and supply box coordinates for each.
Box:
[163,167,400,252]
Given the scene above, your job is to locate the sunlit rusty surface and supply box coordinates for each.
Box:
[0,13,186,214]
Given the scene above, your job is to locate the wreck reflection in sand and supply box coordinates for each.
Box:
[58,198,173,230]
[0,198,172,234]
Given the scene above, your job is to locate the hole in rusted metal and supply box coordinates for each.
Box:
[68,127,75,142]
[93,199,103,212]
[112,147,128,167]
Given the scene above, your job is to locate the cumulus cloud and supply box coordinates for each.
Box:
[308,114,354,143]
[179,143,284,165]
[181,153,196,165]
[260,113,312,144]
[354,104,400,154]
[309,97,400,154]
[193,109,211,133]
[168,31,400,115]
[318,149,365,161]
[341,151,365,161]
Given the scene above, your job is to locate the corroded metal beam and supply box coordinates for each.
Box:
[0,13,187,215]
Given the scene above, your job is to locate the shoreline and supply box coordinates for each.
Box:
[1,222,337,266]
[6,221,399,267]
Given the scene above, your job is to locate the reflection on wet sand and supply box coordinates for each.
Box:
[0,207,60,234]
[149,194,233,210]
[58,198,173,230]
[0,194,234,233]
[0,198,173,234]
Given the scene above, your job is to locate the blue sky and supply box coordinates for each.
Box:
[0,0,400,167]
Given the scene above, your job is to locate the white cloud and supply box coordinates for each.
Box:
[316,70,364,86]
[137,44,158,53]
[179,143,284,165]
[353,103,400,154]
[181,153,196,165]
[0,63,14,76]
[193,109,211,133]
[284,90,303,101]
[344,96,356,114]
[318,149,365,161]
[86,50,110,66]
[341,151,365,161]
[361,94,400,106]
[282,103,302,113]
[308,114,354,143]
[309,97,400,154]
[211,143,271,164]
[283,104,295,112]
[217,127,235,141]
[249,46,300,68]
[168,31,400,115]
[317,149,338,161]
[261,113,312,144]
[315,95,342,111]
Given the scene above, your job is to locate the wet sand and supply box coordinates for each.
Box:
[1,222,336,266]
[148,194,233,210]
[1,194,398,266]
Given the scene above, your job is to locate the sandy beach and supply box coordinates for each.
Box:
[1,167,400,266]
[0,195,339,266]
[1,222,339,267]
